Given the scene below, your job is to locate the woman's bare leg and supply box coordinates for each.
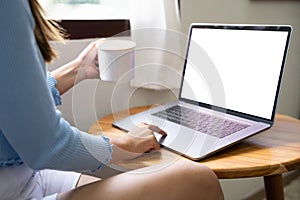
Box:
[58,159,224,200]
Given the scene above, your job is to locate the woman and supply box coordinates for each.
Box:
[0,0,224,199]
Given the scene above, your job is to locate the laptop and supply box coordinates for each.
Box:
[113,23,292,160]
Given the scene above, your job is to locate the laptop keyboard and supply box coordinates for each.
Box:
[152,105,250,138]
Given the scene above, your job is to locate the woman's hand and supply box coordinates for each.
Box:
[75,39,105,82]
[110,123,167,162]
[51,39,105,95]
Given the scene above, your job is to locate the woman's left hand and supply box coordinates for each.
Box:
[75,39,105,81]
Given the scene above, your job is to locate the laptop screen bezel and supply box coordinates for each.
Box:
[178,23,292,125]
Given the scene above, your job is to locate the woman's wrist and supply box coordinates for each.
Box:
[51,59,81,95]
[109,137,143,163]
[72,58,86,83]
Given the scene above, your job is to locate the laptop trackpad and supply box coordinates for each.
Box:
[155,126,219,159]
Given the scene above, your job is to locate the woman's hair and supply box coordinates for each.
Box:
[29,0,66,63]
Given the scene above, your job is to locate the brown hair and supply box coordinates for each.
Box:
[28,0,66,63]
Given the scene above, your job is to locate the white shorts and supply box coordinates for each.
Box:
[0,164,81,200]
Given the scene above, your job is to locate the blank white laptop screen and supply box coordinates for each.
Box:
[181,27,289,120]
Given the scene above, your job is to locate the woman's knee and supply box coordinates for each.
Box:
[172,160,224,199]
[171,159,214,177]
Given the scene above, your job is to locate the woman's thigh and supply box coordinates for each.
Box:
[58,159,224,200]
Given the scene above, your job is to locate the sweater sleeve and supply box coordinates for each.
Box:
[47,72,62,106]
[0,1,112,171]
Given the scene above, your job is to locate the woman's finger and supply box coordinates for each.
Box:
[139,122,167,136]
[147,124,167,136]
[151,138,162,151]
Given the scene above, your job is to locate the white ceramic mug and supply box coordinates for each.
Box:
[97,39,136,82]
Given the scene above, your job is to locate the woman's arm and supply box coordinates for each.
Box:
[0,1,111,171]
[0,1,165,171]
[51,59,81,95]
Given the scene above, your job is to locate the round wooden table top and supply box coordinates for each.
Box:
[88,105,300,179]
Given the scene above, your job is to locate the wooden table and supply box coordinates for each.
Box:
[88,106,300,200]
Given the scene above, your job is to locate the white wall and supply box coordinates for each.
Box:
[180,1,300,199]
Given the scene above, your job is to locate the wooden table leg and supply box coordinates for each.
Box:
[264,174,284,200]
